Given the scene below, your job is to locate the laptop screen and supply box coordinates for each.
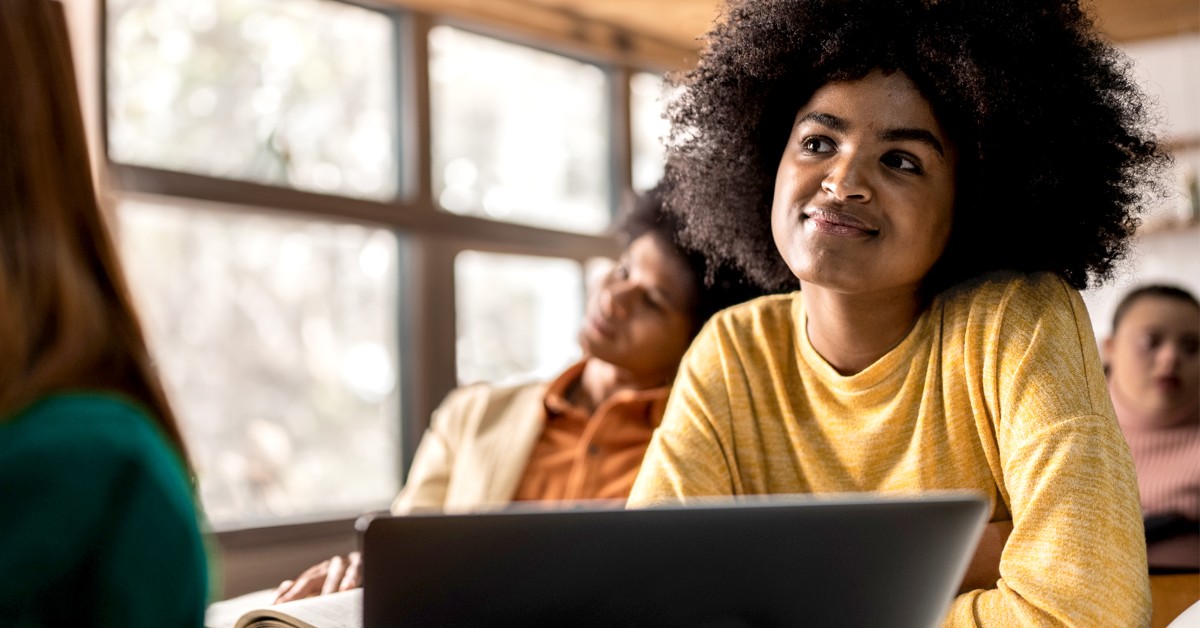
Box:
[362,491,988,627]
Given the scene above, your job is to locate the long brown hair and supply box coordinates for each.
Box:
[0,0,193,473]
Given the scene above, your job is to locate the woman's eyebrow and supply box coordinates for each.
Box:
[797,111,845,132]
[879,128,945,156]
[798,111,945,156]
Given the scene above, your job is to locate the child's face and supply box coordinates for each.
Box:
[771,69,957,299]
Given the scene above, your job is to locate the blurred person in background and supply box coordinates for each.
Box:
[0,0,212,625]
[273,180,773,603]
[1103,284,1199,572]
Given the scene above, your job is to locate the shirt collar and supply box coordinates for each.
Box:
[543,359,671,427]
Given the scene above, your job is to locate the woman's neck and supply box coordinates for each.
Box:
[801,285,924,376]
[573,358,668,415]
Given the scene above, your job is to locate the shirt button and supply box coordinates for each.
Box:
[587,444,600,456]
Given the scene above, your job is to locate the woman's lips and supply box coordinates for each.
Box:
[1153,375,1181,393]
[585,312,616,339]
[803,207,879,237]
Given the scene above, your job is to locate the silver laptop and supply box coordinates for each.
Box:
[361,491,988,627]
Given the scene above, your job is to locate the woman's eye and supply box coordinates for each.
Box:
[882,152,922,173]
[800,136,835,154]
[638,289,666,313]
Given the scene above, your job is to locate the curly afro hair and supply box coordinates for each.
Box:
[662,0,1171,296]
[615,180,773,333]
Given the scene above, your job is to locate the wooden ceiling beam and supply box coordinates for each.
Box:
[376,0,1198,59]
[370,0,698,69]
[1088,0,1200,42]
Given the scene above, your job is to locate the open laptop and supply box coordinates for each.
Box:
[361,491,988,627]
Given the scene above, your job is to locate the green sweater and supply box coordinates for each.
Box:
[0,393,209,627]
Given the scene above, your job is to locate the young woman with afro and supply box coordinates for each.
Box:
[627,0,1171,625]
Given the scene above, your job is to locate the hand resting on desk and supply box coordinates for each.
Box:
[274,551,362,604]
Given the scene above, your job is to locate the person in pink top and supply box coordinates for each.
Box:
[1103,284,1200,572]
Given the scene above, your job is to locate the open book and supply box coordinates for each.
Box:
[204,587,362,628]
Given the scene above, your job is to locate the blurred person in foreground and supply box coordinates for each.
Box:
[0,0,211,625]
[1103,284,1200,572]
[273,181,772,603]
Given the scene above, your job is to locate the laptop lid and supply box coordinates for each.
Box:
[362,491,988,628]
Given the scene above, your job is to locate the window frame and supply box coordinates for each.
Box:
[91,0,685,594]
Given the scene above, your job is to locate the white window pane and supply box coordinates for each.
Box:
[455,252,584,386]
[430,26,611,234]
[106,0,397,200]
[117,199,400,528]
[631,71,668,192]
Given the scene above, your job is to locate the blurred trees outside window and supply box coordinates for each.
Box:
[105,0,666,529]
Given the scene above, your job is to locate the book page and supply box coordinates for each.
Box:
[205,588,362,628]
[206,589,277,628]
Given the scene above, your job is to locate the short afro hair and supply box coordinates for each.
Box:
[1111,284,1200,333]
[662,0,1172,297]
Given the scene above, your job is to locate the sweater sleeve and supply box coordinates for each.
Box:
[629,317,741,506]
[943,275,1150,627]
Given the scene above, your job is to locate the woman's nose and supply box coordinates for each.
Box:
[821,155,872,202]
[602,282,633,319]
[1154,342,1184,371]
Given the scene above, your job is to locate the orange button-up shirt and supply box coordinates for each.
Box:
[512,360,668,505]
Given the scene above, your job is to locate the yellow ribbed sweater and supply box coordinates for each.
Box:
[628,272,1150,627]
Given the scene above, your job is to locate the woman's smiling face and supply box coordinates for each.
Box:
[771,69,957,299]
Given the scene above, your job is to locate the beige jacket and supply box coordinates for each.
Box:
[390,379,549,514]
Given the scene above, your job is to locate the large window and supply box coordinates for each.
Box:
[102,0,672,530]
[429,25,611,234]
[455,252,584,387]
[118,200,400,525]
[107,0,404,529]
[630,71,669,193]
[107,0,397,200]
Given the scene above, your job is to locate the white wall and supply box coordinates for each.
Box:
[1083,223,1200,340]
[1081,32,1200,344]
